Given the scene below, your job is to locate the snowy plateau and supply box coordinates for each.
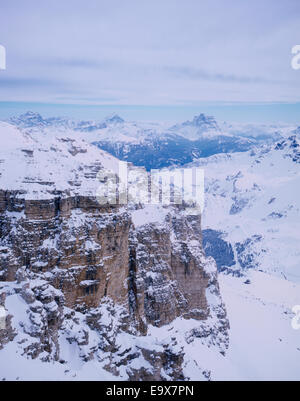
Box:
[0,112,299,381]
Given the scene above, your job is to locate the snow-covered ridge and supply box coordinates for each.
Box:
[187,135,300,282]
[0,122,120,200]
[10,111,297,143]
[8,112,298,172]
[184,135,300,380]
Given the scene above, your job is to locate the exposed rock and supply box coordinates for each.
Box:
[0,122,229,380]
[202,229,236,271]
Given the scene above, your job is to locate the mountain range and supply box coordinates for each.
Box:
[9,111,297,170]
[0,113,300,380]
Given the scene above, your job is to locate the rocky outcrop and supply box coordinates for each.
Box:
[129,212,210,329]
[0,191,130,309]
[202,229,236,272]
[0,122,228,380]
[0,292,16,350]
[0,193,228,379]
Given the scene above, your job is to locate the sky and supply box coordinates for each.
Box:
[0,0,300,122]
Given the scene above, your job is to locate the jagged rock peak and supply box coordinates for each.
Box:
[184,113,219,129]
[10,111,46,127]
[104,113,124,124]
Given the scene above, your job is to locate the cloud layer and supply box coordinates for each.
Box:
[0,0,300,105]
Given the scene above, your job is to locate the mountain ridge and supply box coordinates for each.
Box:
[8,111,296,170]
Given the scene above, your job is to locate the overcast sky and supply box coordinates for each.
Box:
[0,0,300,116]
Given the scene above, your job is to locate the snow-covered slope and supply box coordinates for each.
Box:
[214,270,300,380]
[0,121,120,199]
[188,135,300,282]
[185,134,300,380]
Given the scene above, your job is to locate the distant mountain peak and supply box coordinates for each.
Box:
[10,111,47,128]
[188,113,219,129]
[170,113,220,132]
[169,113,221,141]
[104,113,124,124]
[22,111,42,118]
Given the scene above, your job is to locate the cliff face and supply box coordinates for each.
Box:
[0,191,131,309]
[0,123,229,380]
[130,212,210,329]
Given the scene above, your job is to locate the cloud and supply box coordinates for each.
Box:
[0,0,299,105]
[0,76,63,88]
[164,66,287,85]
[48,58,114,70]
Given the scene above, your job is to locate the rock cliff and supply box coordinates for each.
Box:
[0,123,228,380]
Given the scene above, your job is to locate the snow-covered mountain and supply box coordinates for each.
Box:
[0,121,121,199]
[0,122,229,381]
[190,134,300,281]
[1,114,300,380]
[181,133,300,380]
[170,113,223,140]
[9,112,296,171]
